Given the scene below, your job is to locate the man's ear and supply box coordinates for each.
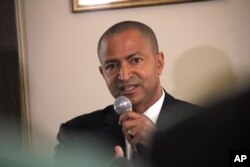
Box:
[157,52,164,75]
[99,66,104,77]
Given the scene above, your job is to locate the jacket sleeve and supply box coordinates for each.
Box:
[54,123,77,166]
[54,122,115,167]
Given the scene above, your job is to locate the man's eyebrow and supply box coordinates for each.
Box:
[103,52,141,65]
[104,59,118,65]
[126,52,140,59]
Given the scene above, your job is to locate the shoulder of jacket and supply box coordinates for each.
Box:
[63,104,114,125]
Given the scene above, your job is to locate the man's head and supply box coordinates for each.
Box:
[98,21,159,58]
[98,21,164,113]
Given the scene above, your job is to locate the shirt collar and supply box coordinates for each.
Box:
[143,89,165,124]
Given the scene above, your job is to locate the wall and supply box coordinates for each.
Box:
[22,0,250,156]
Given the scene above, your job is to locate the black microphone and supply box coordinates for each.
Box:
[113,96,132,115]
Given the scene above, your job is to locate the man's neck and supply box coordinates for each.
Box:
[133,88,163,114]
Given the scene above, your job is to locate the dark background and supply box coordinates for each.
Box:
[0,0,22,148]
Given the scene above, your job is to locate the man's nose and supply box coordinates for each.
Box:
[118,63,133,81]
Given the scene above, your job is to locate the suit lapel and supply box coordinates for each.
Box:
[157,90,200,130]
[156,90,180,129]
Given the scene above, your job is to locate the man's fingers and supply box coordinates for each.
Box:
[123,127,132,142]
[114,145,124,158]
[119,111,139,124]
[119,112,143,131]
[128,129,133,136]
[120,112,156,152]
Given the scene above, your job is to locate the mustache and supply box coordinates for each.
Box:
[116,77,140,88]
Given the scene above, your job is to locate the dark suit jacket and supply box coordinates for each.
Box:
[54,91,201,167]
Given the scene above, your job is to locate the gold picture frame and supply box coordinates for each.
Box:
[71,0,201,13]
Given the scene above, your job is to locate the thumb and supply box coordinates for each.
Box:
[114,145,124,158]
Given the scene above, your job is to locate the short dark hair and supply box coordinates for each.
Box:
[97,21,159,58]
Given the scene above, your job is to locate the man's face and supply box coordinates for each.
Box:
[99,29,164,108]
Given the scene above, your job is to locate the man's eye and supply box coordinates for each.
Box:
[105,63,119,75]
[106,64,117,70]
[132,58,142,64]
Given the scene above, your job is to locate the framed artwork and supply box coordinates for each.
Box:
[71,0,202,13]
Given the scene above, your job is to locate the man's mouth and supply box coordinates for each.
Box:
[119,84,139,94]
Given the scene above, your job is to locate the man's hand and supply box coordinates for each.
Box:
[119,111,156,152]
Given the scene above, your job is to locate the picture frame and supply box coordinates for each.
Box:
[71,0,200,13]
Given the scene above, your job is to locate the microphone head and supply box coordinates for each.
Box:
[114,96,132,115]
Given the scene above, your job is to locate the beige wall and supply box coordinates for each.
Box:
[22,0,250,156]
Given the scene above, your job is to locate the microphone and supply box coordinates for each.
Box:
[114,96,132,115]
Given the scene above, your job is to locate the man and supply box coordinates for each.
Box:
[55,21,201,167]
